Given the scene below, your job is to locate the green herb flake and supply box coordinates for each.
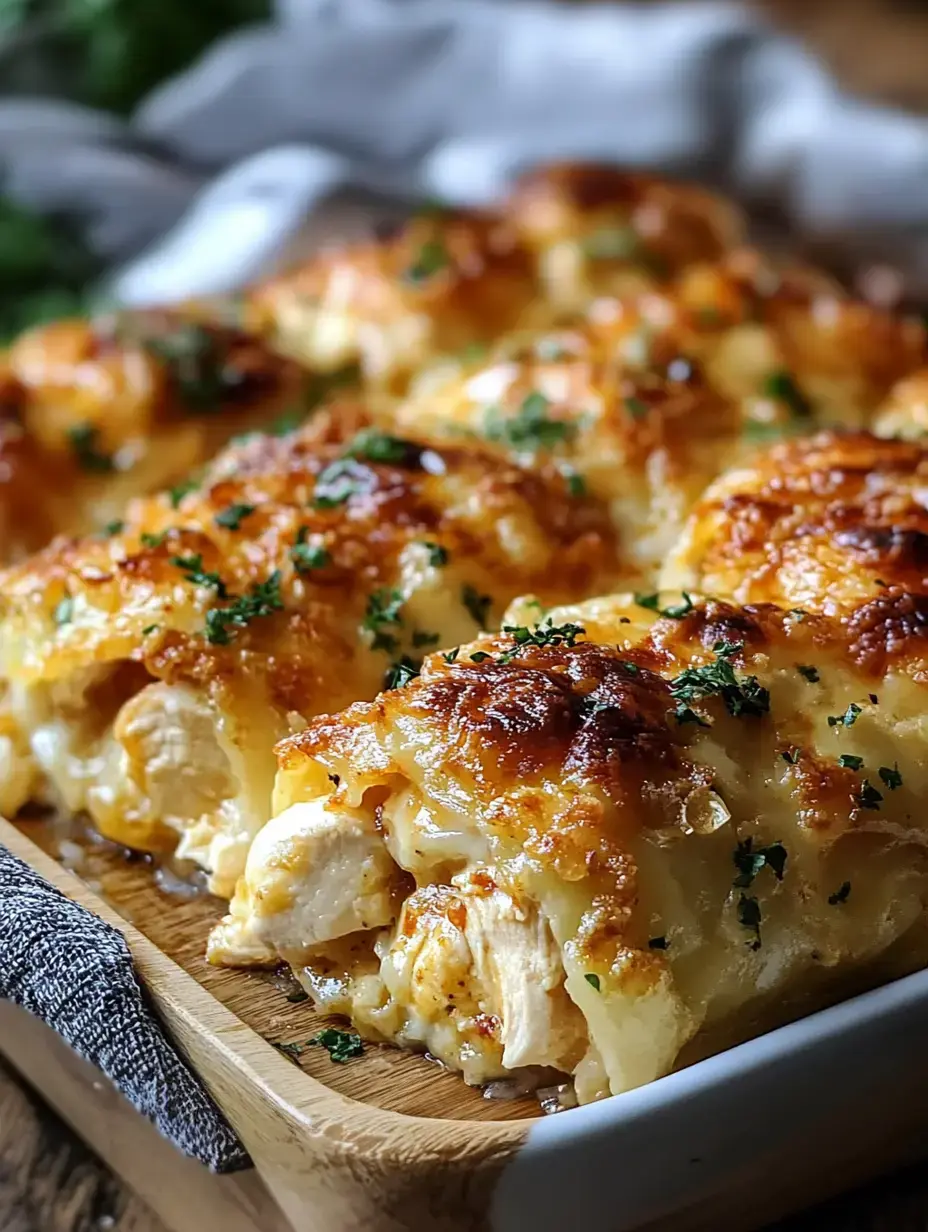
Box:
[675,705,711,728]
[346,427,418,465]
[669,640,770,724]
[828,703,862,729]
[634,592,661,612]
[273,1041,304,1064]
[167,479,198,509]
[170,553,228,597]
[732,838,787,888]
[494,620,585,666]
[103,519,124,537]
[838,754,864,771]
[878,764,903,791]
[67,423,114,473]
[215,503,256,531]
[54,596,74,626]
[204,571,284,645]
[737,894,762,950]
[461,584,492,628]
[562,466,587,498]
[404,238,450,284]
[469,651,493,663]
[442,648,460,665]
[423,541,448,567]
[788,608,808,622]
[145,324,239,412]
[290,527,331,574]
[308,1028,364,1063]
[828,881,852,906]
[761,370,812,418]
[314,458,373,509]
[624,395,649,420]
[140,531,168,549]
[857,778,883,810]
[796,665,820,683]
[384,656,420,691]
[584,973,602,992]
[648,936,668,951]
[484,390,575,452]
[141,624,159,636]
[660,592,695,620]
[363,587,404,654]
[781,748,800,765]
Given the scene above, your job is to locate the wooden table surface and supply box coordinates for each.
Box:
[3,1050,928,1232]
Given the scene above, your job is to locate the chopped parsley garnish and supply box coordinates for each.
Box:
[215,503,255,531]
[737,894,762,950]
[346,428,419,466]
[290,527,331,574]
[442,648,460,664]
[624,395,649,419]
[618,660,639,675]
[469,651,493,663]
[828,703,862,729]
[404,238,450,284]
[170,553,228,597]
[141,624,159,635]
[878,764,903,791]
[495,619,585,665]
[384,656,420,690]
[562,467,587,498]
[273,1041,304,1064]
[314,458,372,509]
[67,423,114,473]
[634,592,661,611]
[204,571,284,645]
[581,226,638,261]
[308,1028,364,1063]
[167,478,198,509]
[461,584,492,628]
[412,629,440,649]
[781,747,800,764]
[669,640,770,725]
[423,541,448,567]
[660,593,695,620]
[839,754,864,771]
[103,519,124,536]
[140,531,168,549]
[484,390,575,452]
[762,370,812,418]
[796,665,820,683]
[732,838,787,888]
[363,587,404,653]
[828,881,852,906]
[648,936,668,950]
[145,323,242,411]
[54,596,74,626]
[857,779,883,810]
[788,608,808,622]
[634,592,694,619]
[676,706,711,728]
[584,973,601,992]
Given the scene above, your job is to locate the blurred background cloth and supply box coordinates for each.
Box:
[3,0,928,322]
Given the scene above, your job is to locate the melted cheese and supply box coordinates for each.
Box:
[0,407,622,894]
[216,592,928,1098]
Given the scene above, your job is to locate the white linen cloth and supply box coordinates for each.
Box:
[2,0,928,303]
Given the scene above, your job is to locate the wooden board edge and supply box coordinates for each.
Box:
[0,818,528,1232]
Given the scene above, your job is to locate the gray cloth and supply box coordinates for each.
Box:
[0,843,249,1172]
[2,1,928,304]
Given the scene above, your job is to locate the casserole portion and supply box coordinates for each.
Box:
[213,592,928,1100]
[662,431,928,613]
[0,408,620,894]
[0,311,310,559]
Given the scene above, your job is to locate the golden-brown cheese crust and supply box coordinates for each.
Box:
[0,407,622,883]
[662,431,928,613]
[246,210,543,391]
[504,163,744,306]
[0,311,309,558]
[247,593,928,1098]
